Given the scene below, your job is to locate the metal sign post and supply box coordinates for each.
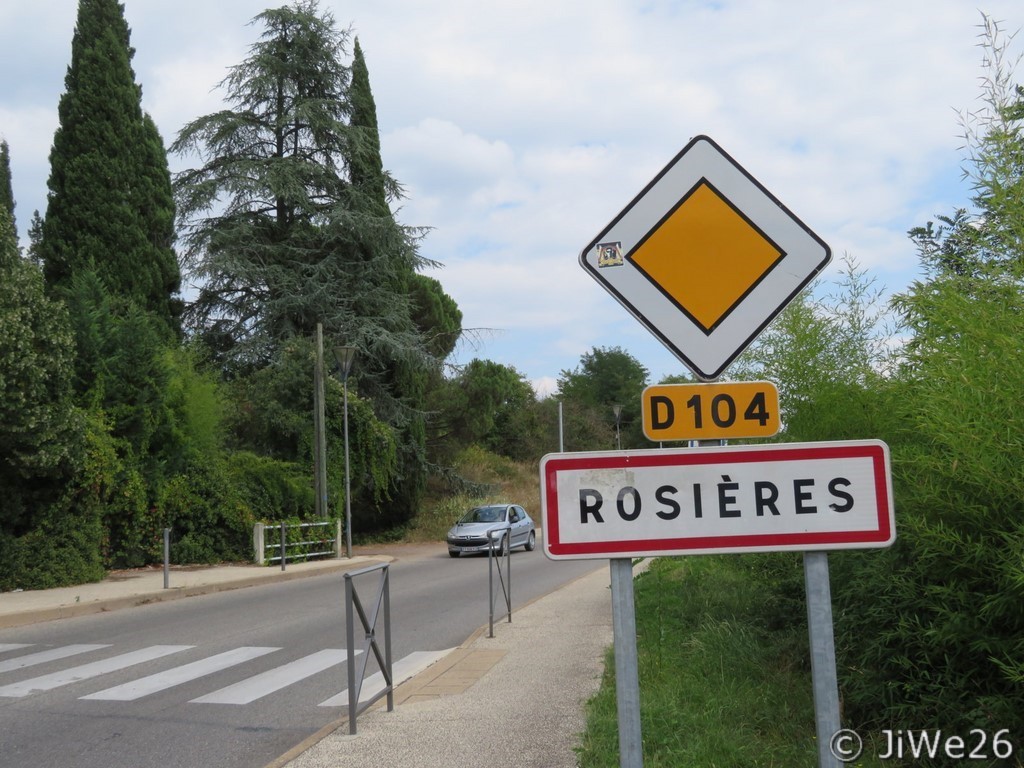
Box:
[610,558,643,768]
[805,551,843,768]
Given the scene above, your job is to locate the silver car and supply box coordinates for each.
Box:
[446,503,537,558]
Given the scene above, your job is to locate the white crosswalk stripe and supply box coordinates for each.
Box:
[318,649,451,707]
[0,644,110,675]
[0,645,192,698]
[81,646,281,701]
[0,643,448,707]
[190,648,353,705]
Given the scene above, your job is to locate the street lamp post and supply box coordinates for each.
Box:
[613,404,623,450]
[333,346,357,559]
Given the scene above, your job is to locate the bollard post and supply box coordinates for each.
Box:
[280,523,286,571]
[163,528,171,589]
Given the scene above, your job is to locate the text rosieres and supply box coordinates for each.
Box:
[579,475,856,523]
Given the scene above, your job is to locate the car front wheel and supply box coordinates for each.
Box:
[524,531,536,551]
[448,550,460,558]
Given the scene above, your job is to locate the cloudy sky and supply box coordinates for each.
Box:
[2,1,1021,395]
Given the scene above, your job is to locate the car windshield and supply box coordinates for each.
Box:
[459,506,506,524]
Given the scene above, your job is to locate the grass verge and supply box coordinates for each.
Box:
[577,555,833,767]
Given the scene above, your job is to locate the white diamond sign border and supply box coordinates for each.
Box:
[579,134,832,380]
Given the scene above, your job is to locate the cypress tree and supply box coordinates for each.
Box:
[34,0,181,565]
[0,140,15,238]
[38,0,180,336]
[138,114,184,329]
[348,40,390,216]
[345,38,437,521]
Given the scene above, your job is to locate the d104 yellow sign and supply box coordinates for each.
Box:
[642,381,779,441]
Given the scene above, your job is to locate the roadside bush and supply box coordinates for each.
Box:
[833,278,1024,739]
[224,341,401,534]
[160,344,226,475]
[102,459,160,568]
[1,496,106,590]
[323,380,400,533]
[159,460,253,564]
[225,450,313,520]
[0,494,105,591]
[0,409,114,590]
[157,451,316,565]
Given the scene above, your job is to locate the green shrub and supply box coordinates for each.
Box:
[0,494,105,591]
[159,460,254,564]
[155,451,313,565]
[161,344,226,473]
[833,279,1024,740]
[0,409,110,590]
[225,451,313,520]
[102,461,160,568]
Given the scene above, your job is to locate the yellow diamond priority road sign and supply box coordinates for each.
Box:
[580,135,831,380]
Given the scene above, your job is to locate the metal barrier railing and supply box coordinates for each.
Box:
[345,562,393,734]
[260,520,338,569]
[488,525,512,638]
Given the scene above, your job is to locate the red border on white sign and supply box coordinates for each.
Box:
[540,441,894,560]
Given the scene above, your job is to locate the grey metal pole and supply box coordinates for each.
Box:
[314,324,328,519]
[610,557,643,768]
[345,574,357,734]
[804,551,842,768]
[505,533,512,624]
[343,377,352,558]
[382,567,394,712]
[488,535,495,638]
[163,528,170,589]
[280,523,286,571]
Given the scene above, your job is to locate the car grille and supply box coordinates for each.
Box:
[451,536,490,547]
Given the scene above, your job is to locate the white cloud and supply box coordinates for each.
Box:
[532,376,558,398]
[386,119,517,194]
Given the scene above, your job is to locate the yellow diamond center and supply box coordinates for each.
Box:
[629,180,784,333]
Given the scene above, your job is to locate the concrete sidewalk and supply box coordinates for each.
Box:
[0,556,390,629]
[274,564,617,768]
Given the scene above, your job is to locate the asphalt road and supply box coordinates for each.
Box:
[0,543,602,768]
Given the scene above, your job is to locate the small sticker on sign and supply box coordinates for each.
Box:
[596,242,624,267]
